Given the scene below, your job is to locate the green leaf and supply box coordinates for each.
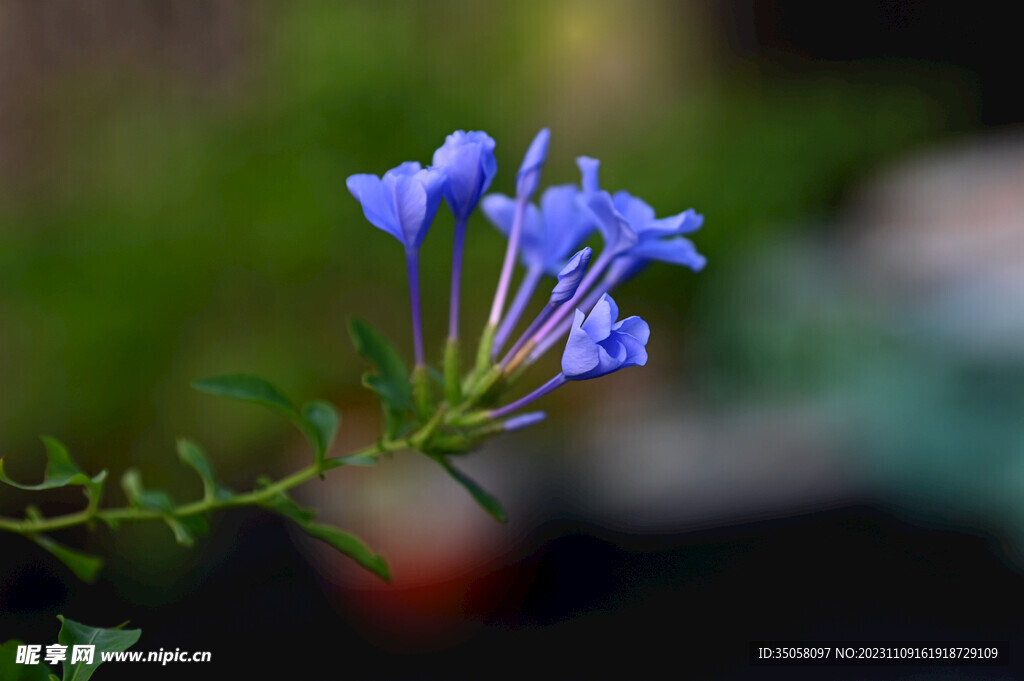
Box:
[176,439,233,502]
[164,515,207,548]
[33,536,104,583]
[361,374,411,412]
[57,615,141,681]
[432,456,507,523]
[301,523,391,582]
[258,481,389,581]
[0,437,105,491]
[176,439,215,500]
[121,470,174,513]
[121,470,199,547]
[0,640,52,681]
[301,401,340,465]
[192,374,332,466]
[349,319,411,401]
[349,319,412,438]
[191,374,298,418]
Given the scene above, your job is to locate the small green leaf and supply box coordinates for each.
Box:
[164,515,207,548]
[57,615,141,681]
[176,439,233,502]
[0,640,52,681]
[33,536,104,583]
[121,470,174,513]
[349,318,411,399]
[349,319,413,438]
[121,470,199,547]
[302,401,340,465]
[191,374,298,417]
[433,457,507,523]
[301,522,391,582]
[176,439,215,500]
[362,374,412,411]
[0,437,105,491]
[257,480,389,581]
[192,375,332,465]
[259,482,317,525]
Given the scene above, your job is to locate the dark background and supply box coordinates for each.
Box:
[2,1,1023,679]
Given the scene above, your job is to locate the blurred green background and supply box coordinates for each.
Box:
[0,0,967,480]
[2,2,1022,678]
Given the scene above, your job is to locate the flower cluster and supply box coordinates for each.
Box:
[347,128,705,433]
[0,127,708,587]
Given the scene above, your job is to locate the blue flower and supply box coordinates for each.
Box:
[581,190,639,258]
[550,247,592,305]
[432,130,497,220]
[482,185,596,276]
[576,156,705,271]
[346,162,447,252]
[561,293,649,380]
[612,191,705,270]
[516,128,550,200]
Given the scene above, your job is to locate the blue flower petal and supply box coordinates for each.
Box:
[482,193,518,235]
[346,173,403,244]
[550,247,592,305]
[646,209,704,235]
[616,332,648,368]
[560,293,651,381]
[628,236,706,271]
[433,130,497,218]
[391,173,428,249]
[584,192,638,256]
[516,128,550,199]
[576,156,601,193]
[416,167,447,246]
[385,161,423,179]
[613,315,650,344]
[539,185,596,274]
[612,191,657,231]
[562,309,601,377]
[581,293,616,340]
[593,337,627,376]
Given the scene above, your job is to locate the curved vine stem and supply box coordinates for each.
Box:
[0,439,408,537]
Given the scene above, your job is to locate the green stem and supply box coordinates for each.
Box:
[0,439,409,537]
[412,364,433,421]
[443,337,461,405]
[465,323,497,393]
